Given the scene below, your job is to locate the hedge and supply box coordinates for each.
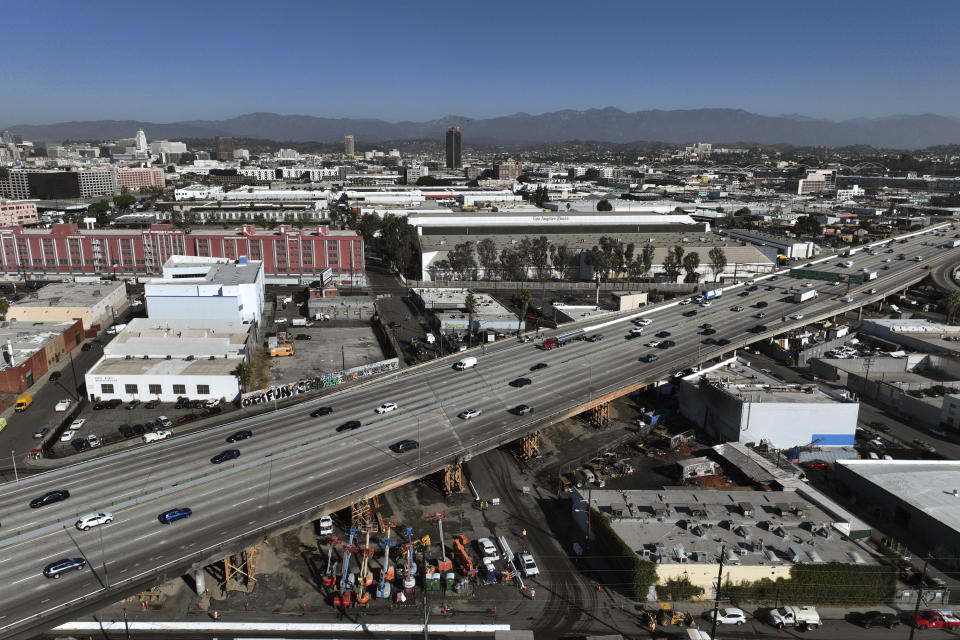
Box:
[590,508,657,600]
[723,562,897,606]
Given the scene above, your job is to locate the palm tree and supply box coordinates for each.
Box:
[946,292,960,324]
[232,361,252,393]
[517,288,531,336]
[464,293,478,348]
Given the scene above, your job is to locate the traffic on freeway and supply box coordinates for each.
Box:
[0,223,958,638]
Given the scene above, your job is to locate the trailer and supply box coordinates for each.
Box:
[541,329,585,349]
[696,288,723,303]
[862,271,878,281]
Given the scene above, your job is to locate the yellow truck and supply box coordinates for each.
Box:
[14,394,32,412]
[270,344,295,357]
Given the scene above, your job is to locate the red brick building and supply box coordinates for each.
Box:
[0,223,364,281]
[0,319,84,394]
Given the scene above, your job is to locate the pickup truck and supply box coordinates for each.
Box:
[848,611,900,629]
[910,610,960,630]
[769,606,821,630]
[143,430,172,444]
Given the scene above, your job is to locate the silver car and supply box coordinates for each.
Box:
[458,408,482,420]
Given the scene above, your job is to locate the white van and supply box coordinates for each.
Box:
[454,356,477,370]
[841,261,854,267]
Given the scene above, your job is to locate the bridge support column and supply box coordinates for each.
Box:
[589,402,610,428]
[520,431,541,460]
[217,547,259,593]
[441,462,464,495]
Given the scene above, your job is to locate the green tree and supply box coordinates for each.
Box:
[596,199,613,211]
[499,247,525,280]
[734,206,751,216]
[464,293,478,348]
[477,238,499,280]
[945,292,960,324]
[552,244,575,280]
[232,361,252,393]
[446,242,477,279]
[640,244,655,279]
[528,236,550,279]
[380,215,421,278]
[532,185,549,207]
[682,251,701,283]
[0,167,9,180]
[708,246,728,283]
[0,297,8,319]
[357,213,382,249]
[88,200,111,215]
[516,288,531,336]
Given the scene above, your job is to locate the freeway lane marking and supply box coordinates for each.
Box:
[10,576,32,585]
[235,497,257,506]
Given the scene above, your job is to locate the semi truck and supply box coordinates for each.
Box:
[793,289,818,303]
[696,289,723,303]
[768,606,821,630]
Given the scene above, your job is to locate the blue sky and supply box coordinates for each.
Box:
[4,0,958,124]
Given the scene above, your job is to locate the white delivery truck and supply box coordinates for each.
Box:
[768,606,821,630]
[453,356,477,370]
[793,289,818,303]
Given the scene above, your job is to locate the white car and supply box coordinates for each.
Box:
[678,298,692,305]
[709,607,747,625]
[54,399,71,412]
[86,433,101,448]
[157,416,173,428]
[516,552,539,577]
[318,515,334,535]
[76,511,113,531]
[375,402,398,414]
[59,429,77,442]
[458,408,482,420]
[635,318,653,326]
[700,301,712,307]
[142,430,172,443]
[477,537,499,560]
[70,418,86,430]
[730,305,744,312]
[202,399,220,408]
[644,341,661,348]
[790,313,804,320]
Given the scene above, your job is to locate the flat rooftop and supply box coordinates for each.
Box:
[697,359,849,404]
[837,460,960,534]
[412,288,513,315]
[0,320,78,372]
[10,281,124,308]
[149,256,262,286]
[87,356,240,377]
[590,488,875,566]
[105,318,250,358]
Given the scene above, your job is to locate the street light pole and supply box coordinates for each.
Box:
[11,450,18,483]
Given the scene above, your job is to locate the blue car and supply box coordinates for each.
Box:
[43,557,86,579]
[158,507,192,524]
[210,449,241,464]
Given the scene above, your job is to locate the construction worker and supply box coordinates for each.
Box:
[521,529,527,537]
[530,588,535,600]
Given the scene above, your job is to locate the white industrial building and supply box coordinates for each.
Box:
[174,184,223,200]
[677,357,859,449]
[411,288,519,334]
[84,318,251,403]
[144,256,265,325]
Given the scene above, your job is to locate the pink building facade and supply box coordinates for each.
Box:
[0,200,38,226]
[116,167,165,191]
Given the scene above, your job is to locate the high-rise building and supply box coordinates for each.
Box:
[215,136,235,161]
[445,126,462,169]
[344,135,355,157]
[135,128,148,153]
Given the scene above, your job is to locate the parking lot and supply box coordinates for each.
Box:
[270,323,387,381]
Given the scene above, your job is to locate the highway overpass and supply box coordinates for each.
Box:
[1,222,958,639]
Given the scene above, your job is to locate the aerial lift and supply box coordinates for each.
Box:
[377,519,396,600]
[321,534,342,589]
[401,526,417,593]
[452,534,478,577]
[429,512,453,572]
[332,528,357,611]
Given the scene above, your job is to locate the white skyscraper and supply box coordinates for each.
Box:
[135,128,147,152]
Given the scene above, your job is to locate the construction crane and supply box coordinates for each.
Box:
[452,534,478,577]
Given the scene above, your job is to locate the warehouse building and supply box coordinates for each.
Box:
[144,255,265,325]
[677,357,858,449]
[84,318,251,403]
[411,288,518,334]
[0,319,85,394]
[6,280,127,331]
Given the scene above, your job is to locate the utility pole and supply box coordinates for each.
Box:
[908,556,931,640]
[710,545,726,640]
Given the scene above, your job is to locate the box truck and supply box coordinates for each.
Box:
[793,289,818,303]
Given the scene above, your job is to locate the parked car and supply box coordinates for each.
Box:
[707,607,747,626]
[144,400,159,409]
[476,537,499,560]
[30,489,70,508]
[118,424,134,439]
[43,557,86,579]
[375,402,398,414]
[227,430,253,442]
[54,399,71,412]
[848,611,900,629]
[33,427,49,439]
[295,334,312,340]
[802,460,830,470]
[125,400,140,410]
[72,438,89,451]
[157,416,173,428]
[59,429,77,442]
[318,515,334,535]
[86,433,101,448]
[143,430,172,443]
[158,507,192,524]
[177,414,199,424]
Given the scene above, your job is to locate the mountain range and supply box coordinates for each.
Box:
[6,108,960,149]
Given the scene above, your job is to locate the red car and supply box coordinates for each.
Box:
[911,611,960,629]
[802,460,830,470]
[177,413,199,425]
[541,338,558,350]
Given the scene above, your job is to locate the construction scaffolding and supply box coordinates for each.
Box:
[220,546,259,592]
[351,499,372,531]
[441,462,465,495]
[589,402,610,428]
[520,431,541,460]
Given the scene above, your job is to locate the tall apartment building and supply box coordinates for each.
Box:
[215,136,235,161]
[115,167,165,191]
[445,126,462,169]
[344,135,355,157]
[0,167,163,199]
[0,223,364,281]
[494,161,521,180]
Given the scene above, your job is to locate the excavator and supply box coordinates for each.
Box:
[452,534,478,578]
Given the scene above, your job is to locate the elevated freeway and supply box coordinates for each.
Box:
[1,223,959,639]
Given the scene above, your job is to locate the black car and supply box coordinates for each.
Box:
[144,400,159,409]
[49,371,62,382]
[118,424,135,439]
[682,310,698,317]
[93,401,109,410]
[738,291,750,297]
[703,337,717,345]
[81,343,92,351]
[586,334,604,342]
[756,301,769,308]
[201,406,222,417]
[701,328,717,335]
[72,438,89,452]
[751,324,768,333]
[43,557,86,579]
[295,334,312,340]
[716,338,731,346]
[511,377,532,388]
[30,489,70,508]
[530,363,549,371]
[336,420,362,432]
[514,404,534,415]
[700,323,713,329]
[132,423,146,435]
[227,430,253,443]
[125,400,140,410]
[311,406,334,417]
[659,340,676,349]
[210,449,241,464]
[655,331,671,338]
[848,611,900,629]
[390,439,419,453]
